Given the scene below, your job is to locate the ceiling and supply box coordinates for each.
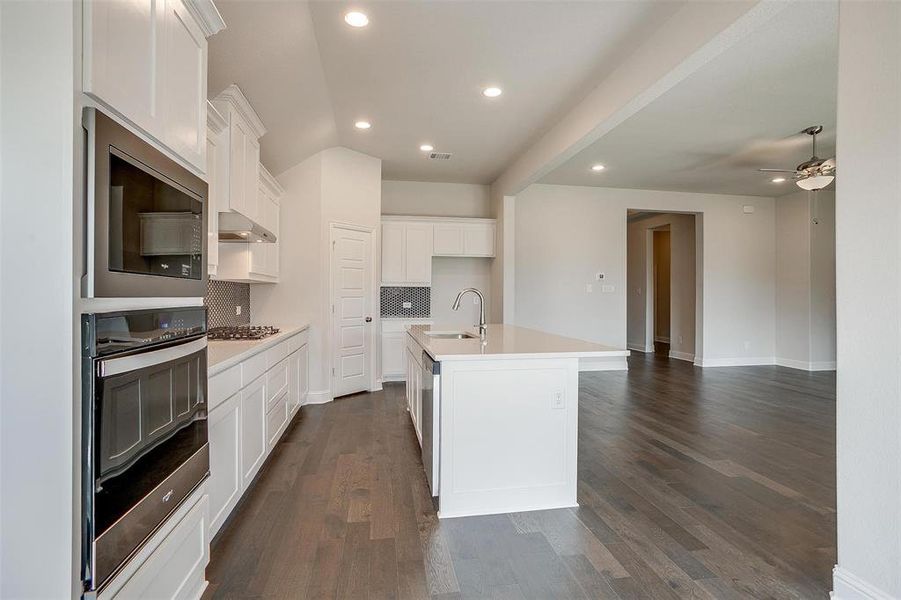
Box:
[540,1,839,197]
[209,0,682,180]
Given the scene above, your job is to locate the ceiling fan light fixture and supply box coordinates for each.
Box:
[796,174,834,191]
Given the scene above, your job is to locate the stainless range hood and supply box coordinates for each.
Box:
[218,212,277,243]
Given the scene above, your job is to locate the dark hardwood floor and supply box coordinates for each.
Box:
[204,351,836,599]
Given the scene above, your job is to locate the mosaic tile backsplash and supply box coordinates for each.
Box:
[206,280,251,328]
[381,286,430,318]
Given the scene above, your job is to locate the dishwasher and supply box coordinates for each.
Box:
[421,350,440,497]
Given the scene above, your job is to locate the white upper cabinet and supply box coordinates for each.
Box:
[83,0,224,174]
[381,221,433,285]
[211,85,267,225]
[433,221,496,257]
[206,101,227,276]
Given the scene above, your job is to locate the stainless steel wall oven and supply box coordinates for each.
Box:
[84,108,208,298]
[81,307,209,594]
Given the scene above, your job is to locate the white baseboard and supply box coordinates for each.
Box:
[305,389,332,405]
[381,374,406,382]
[695,356,775,367]
[832,566,895,600]
[775,357,838,372]
[627,342,655,353]
[372,380,383,392]
[668,350,695,362]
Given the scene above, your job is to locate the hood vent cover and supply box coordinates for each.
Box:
[428,152,453,160]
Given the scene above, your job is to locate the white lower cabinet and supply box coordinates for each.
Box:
[207,329,309,540]
[99,490,209,600]
[405,341,423,446]
[208,392,241,537]
[239,374,267,490]
[382,320,432,380]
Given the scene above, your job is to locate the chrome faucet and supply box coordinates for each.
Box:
[452,287,487,339]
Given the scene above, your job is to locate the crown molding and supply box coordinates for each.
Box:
[206,100,227,134]
[260,164,285,197]
[211,84,267,138]
[182,0,226,37]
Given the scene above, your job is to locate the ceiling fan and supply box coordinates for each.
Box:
[758,125,836,190]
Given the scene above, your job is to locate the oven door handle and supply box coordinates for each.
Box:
[99,337,207,377]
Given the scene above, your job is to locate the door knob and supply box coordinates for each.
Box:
[365,317,372,323]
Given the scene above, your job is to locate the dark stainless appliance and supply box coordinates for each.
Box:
[208,325,280,341]
[421,351,440,497]
[84,108,208,298]
[81,307,209,594]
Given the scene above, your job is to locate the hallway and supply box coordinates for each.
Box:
[204,353,836,599]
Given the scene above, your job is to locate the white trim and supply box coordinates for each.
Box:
[775,358,837,372]
[206,100,227,133]
[695,356,775,367]
[627,342,655,353]
[182,0,226,37]
[668,350,695,362]
[259,164,285,197]
[832,566,896,600]
[211,84,267,138]
[305,390,332,405]
[381,215,496,225]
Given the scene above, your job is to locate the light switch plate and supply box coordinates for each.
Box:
[551,391,565,409]
[602,284,615,293]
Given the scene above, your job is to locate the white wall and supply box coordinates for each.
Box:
[382,180,490,218]
[431,257,492,325]
[832,2,901,598]
[0,1,77,596]
[254,147,382,401]
[515,184,775,365]
[626,213,696,359]
[774,190,836,370]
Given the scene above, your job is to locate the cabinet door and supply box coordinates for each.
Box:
[243,140,261,223]
[287,350,300,415]
[208,392,241,537]
[83,0,162,135]
[381,332,405,378]
[463,223,496,257]
[433,223,464,256]
[239,376,266,489]
[266,397,288,451]
[299,343,309,404]
[161,0,206,170]
[206,128,220,276]
[381,223,405,284]
[404,224,433,283]
[227,118,249,216]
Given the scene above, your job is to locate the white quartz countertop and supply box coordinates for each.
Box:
[408,323,628,361]
[208,324,309,376]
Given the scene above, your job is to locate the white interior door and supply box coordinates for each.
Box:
[332,225,373,397]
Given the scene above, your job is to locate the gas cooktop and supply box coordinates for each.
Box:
[207,325,280,341]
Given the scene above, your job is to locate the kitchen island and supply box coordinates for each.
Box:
[405,323,628,519]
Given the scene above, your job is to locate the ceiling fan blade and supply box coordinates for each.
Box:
[758,168,799,173]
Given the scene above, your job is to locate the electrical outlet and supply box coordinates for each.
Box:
[551,391,565,409]
[473,296,479,305]
[744,340,750,350]
[679,335,683,345]
[586,284,593,293]
[402,301,412,309]
[602,284,615,293]
[235,305,242,316]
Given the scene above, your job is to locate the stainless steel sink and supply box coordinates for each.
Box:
[425,332,478,340]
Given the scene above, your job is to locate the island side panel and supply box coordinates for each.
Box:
[437,357,579,519]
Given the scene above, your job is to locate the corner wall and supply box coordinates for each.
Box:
[515,184,775,365]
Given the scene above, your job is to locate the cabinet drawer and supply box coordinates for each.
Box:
[266,396,288,450]
[265,339,290,369]
[209,363,241,411]
[242,351,267,386]
[266,358,289,412]
[288,329,309,353]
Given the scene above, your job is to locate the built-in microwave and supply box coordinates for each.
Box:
[84,108,208,298]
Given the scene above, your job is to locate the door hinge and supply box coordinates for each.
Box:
[332,367,335,376]
[332,304,335,314]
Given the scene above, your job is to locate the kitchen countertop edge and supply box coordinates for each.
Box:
[208,324,310,376]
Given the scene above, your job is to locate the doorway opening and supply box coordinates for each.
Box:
[626,210,701,363]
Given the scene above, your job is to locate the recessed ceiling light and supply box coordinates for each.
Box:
[771,177,786,183]
[354,120,371,130]
[344,11,369,27]
[482,87,502,98]
[591,164,605,172]
[419,144,434,152]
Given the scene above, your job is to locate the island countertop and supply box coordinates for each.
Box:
[407,323,628,363]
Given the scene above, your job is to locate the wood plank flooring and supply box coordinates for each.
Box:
[204,350,836,599]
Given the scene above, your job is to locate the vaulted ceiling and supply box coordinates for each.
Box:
[209,0,839,197]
